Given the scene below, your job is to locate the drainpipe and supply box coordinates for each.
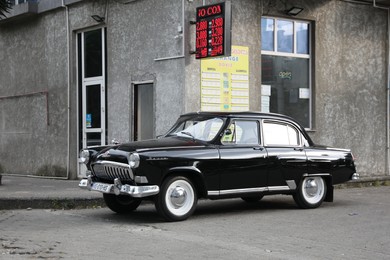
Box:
[372,0,390,175]
[387,7,390,176]
[62,0,71,180]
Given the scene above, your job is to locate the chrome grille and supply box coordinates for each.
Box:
[92,161,134,181]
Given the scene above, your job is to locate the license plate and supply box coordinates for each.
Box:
[92,183,112,193]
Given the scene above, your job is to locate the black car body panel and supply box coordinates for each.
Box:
[79,111,357,221]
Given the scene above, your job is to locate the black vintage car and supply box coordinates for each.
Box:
[79,112,358,221]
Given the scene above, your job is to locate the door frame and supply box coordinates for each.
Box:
[81,78,106,148]
[77,27,106,177]
[131,80,155,141]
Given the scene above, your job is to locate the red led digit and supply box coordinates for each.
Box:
[196,3,227,59]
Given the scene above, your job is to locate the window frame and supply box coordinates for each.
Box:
[221,119,261,146]
[261,16,313,130]
[261,120,303,147]
[10,0,31,5]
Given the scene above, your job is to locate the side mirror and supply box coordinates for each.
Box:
[111,139,121,145]
[224,129,232,136]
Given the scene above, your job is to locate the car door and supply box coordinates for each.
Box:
[218,119,268,194]
[262,120,308,189]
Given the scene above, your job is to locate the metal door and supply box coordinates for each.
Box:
[133,83,154,141]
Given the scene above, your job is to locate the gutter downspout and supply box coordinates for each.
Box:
[373,0,390,176]
[387,8,390,176]
[62,0,71,180]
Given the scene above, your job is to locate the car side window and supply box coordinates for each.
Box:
[263,121,300,146]
[222,120,259,145]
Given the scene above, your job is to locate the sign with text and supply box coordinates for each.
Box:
[196,1,232,59]
[201,46,249,112]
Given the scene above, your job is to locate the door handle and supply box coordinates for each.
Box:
[253,147,264,151]
[294,147,304,151]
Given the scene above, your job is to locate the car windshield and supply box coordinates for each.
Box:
[166,116,224,142]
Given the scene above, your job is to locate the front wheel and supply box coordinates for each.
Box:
[103,193,142,214]
[155,176,197,222]
[293,176,327,209]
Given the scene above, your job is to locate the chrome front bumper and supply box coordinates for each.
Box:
[79,176,159,198]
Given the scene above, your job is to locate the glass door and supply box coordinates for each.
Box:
[82,80,106,147]
[78,28,106,177]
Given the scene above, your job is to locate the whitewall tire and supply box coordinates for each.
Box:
[155,176,197,221]
[293,176,327,209]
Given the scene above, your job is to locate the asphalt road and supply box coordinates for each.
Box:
[0,186,389,259]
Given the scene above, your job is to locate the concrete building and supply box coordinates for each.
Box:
[0,0,389,180]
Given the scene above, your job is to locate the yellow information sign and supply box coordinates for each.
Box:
[201,46,249,111]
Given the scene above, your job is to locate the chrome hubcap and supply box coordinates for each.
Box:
[165,179,195,217]
[170,186,187,208]
[305,179,319,197]
[302,177,325,204]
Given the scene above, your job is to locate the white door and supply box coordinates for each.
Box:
[82,80,106,148]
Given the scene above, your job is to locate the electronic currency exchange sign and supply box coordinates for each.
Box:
[195,1,232,59]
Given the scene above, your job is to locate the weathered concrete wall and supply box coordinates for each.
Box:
[0,0,186,178]
[0,9,69,177]
[0,0,388,180]
[106,0,185,139]
[311,1,388,178]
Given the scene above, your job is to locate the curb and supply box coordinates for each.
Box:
[0,197,105,210]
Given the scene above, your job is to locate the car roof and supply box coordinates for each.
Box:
[181,111,297,122]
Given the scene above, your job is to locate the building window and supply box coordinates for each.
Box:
[261,17,312,129]
[9,0,37,6]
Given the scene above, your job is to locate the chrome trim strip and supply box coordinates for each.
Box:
[219,187,268,195]
[207,185,292,196]
[286,180,297,190]
[94,161,130,168]
[137,145,206,152]
[268,186,290,191]
[303,173,331,177]
[208,191,220,196]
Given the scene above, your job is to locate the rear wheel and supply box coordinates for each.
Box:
[103,193,142,214]
[155,176,197,222]
[293,176,327,209]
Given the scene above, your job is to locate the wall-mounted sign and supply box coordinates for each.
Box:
[201,46,249,112]
[279,71,292,80]
[86,114,92,128]
[196,1,232,59]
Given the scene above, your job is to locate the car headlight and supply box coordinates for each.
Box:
[80,149,90,164]
[128,153,140,168]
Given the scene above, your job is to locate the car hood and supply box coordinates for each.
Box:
[116,136,207,153]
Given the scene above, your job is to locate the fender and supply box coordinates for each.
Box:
[166,166,207,197]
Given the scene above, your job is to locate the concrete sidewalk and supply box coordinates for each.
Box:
[0,174,105,210]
